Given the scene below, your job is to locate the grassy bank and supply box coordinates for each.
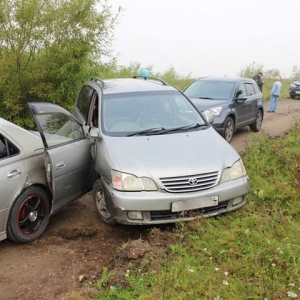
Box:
[86,124,300,300]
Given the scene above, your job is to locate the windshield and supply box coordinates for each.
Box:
[101,90,206,136]
[184,80,235,100]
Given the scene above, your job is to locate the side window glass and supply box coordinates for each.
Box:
[245,83,255,96]
[253,83,261,94]
[0,134,20,160]
[236,83,247,98]
[0,134,7,159]
[76,85,95,121]
[90,93,99,127]
[35,113,84,147]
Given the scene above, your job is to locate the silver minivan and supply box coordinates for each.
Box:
[29,77,250,226]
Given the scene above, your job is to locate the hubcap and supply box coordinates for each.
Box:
[225,121,234,142]
[18,196,45,234]
[96,190,111,219]
[29,210,38,222]
[256,113,262,129]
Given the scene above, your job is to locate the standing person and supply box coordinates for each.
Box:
[253,72,264,91]
[268,76,282,113]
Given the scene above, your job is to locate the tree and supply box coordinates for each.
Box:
[0,0,119,126]
[238,61,264,79]
[291,66,300,80]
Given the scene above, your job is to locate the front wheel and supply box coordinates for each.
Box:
[7,187,50,243]
[290,94,296,99]
[250,110,263,132]
[93,179,116,226]
[223,117,234,143]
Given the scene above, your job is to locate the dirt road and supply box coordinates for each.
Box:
[1,98,300,300]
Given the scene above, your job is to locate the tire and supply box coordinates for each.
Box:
[222,117,234,143]
[7,187,50,243]
[93,178,116,226]
[250,110,263,132]
[290,94,296,99]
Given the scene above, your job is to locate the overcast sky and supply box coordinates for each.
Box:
[109,0,300,78]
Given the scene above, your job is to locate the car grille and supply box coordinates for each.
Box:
[160,171,219,193]
[150,201,229,221]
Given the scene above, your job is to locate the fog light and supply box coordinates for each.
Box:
[128,211,143,220]
[232,196,243,206]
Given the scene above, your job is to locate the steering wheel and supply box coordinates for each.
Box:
[108,117,133,130]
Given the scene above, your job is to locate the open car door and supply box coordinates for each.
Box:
[28,102,96,213]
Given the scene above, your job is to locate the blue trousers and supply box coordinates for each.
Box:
[269,94,279,112]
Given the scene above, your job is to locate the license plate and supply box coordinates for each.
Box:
[296,91,300,94]
[171,196,218,212]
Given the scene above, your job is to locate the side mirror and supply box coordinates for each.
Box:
[205,114,214,124]
[236,97,247,101]
[89,127,100,139]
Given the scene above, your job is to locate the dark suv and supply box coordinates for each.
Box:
[289,79,300,99]
[183,76,264,143]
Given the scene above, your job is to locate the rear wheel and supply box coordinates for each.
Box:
[93,179,116,226]
[250,110,263,132]
[7,187,50,243]
[223,117,234,143]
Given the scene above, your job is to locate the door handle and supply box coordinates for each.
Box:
[7,168,21,178]
[55,162,65,170]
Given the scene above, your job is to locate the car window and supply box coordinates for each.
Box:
[0,134,20,160]
[245,83,255,96]
[184,81,235,100]
[236,83,247,99]
[76,85,95,121]
[102,91,205,135]
[253,83,261,94]
[34,113,84,147]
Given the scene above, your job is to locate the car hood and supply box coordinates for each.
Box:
[189,98,229,112]
[101,128,240,179]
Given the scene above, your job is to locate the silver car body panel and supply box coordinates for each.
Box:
[27,102,96,213]
[0,109,95,242]
[97,128,240,182]
[97,127,249,224]
[0,118,46,241]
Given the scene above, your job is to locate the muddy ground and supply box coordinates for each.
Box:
[1,98,300,300]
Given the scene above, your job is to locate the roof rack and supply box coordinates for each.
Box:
[133,76,168,86]
[90,77,105,88]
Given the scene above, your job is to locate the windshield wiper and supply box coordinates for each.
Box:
[127,124,208,136]
[127,127,165,136]
[152,123,208,135]
[198,97,213,99]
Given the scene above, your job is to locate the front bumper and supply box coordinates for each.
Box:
[289,88,300,97]
[103,176,250,225]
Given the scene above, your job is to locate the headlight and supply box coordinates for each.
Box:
[290,84,296,88]
[203,106,222,116]
[220,159,247,183]
[111,170,158,191]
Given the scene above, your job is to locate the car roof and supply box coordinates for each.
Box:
[195,76,255,83]
[91,78,177,94]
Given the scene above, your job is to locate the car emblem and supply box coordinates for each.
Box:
[188,178,198,185]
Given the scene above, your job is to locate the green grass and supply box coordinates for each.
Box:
[88,123,300,300]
